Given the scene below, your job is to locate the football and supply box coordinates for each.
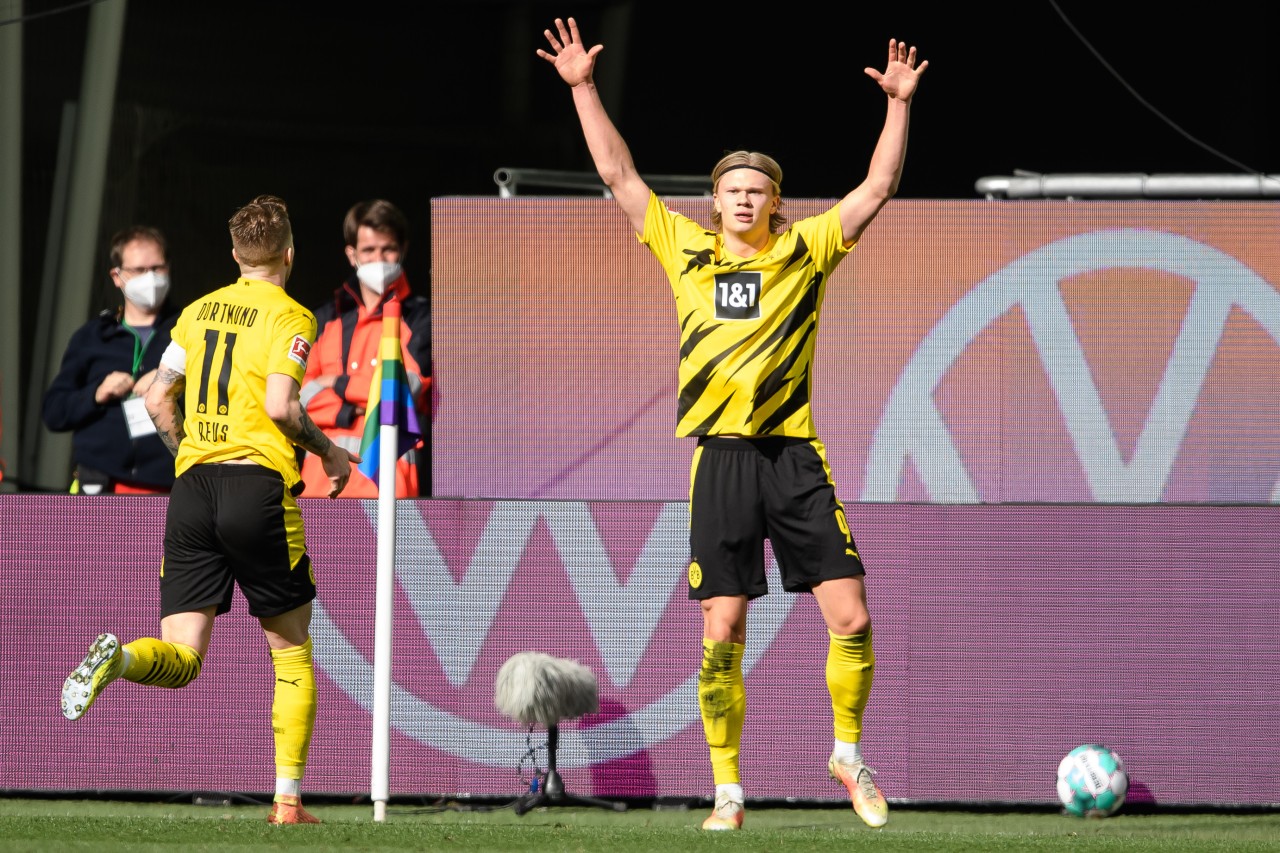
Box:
[1056,744,1129,818]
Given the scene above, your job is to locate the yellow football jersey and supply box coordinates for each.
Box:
[640,192,852,438]
[169,277,317,488]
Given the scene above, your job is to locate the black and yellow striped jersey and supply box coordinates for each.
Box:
[639,192,852,438]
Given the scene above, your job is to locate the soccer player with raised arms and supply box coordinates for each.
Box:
[60,194,358,825]
[539,16,927,831]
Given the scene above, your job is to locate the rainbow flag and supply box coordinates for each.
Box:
[357,300,422,487]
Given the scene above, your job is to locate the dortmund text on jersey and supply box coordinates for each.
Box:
[169,277,317,489]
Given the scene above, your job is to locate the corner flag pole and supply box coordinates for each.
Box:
[370,300,402,823]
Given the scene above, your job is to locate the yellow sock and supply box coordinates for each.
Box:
[270,638,317,781]
[121,638,202,688]
[827,629,874,743]
[699,638,745,786]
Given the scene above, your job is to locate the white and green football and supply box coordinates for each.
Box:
[1056,744,1129,818]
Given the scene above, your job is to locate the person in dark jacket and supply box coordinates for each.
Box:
[42,225,178,494]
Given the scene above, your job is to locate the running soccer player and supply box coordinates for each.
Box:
[60,194,358,825]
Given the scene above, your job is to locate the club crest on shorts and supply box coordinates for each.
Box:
[687,560,703,589]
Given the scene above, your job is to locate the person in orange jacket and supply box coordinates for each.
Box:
[298,199,431,497]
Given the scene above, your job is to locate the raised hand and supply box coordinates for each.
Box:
[536,16,603,87]
[863,39,928,102]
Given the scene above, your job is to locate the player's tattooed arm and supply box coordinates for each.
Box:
[281,408,335,458]
[266,372,359,497]
[145,364,187,458]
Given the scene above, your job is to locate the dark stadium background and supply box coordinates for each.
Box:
[17,0,1279,307]
[8,0,1279,490]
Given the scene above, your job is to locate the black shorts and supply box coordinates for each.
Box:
[161,463,315,619]
[687,436,865,600]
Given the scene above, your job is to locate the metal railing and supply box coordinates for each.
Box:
[975,171,1280,200]
[493,167,711,198]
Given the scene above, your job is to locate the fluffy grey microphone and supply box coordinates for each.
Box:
[494,651,626,815]
[494,651,599,728]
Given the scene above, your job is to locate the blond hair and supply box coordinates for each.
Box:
[228,194,292,267]
[710,151,787,233]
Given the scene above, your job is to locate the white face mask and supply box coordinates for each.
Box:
[123,271,170,310]
[355,261,401,295]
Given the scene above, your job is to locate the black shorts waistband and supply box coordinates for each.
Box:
[696,436,812,452]
[186,462,282,481]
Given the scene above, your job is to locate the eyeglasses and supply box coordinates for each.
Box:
[117,264,169,275]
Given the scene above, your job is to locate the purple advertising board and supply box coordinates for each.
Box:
[431,198,1280,504]
[3,495,1276,807]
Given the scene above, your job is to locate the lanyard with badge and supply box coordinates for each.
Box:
[120,321,158,438]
